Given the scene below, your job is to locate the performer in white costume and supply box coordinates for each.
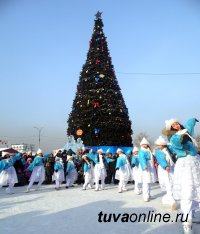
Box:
[163,118,200,234]
[66,155,78,188]
[26,149,51,192]
[94,149,107,191]
[115,148,131,192]
[138,137,157,202]
[115,149,130,193]
[52,157,65,190]
[154,136,176,210]
[82,154,94,190]
[131,147,141,195]
[0,152,22,194]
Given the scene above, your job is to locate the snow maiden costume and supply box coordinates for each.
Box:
[87,149,107,191]
[115,149,130,193]
[0,152,22,194]
[131,147,141,195]
[163,117,200,234]
[138,137,157,202]
[115,148,131,193]
[154,136,176,210]
[82,154,94,190]
[66,155,78,188]
[52,157,65,190]
[26,149,51,192]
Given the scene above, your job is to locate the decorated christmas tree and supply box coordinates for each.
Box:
[67,12,133,147]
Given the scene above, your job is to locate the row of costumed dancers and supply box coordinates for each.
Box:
[0,117,200,234]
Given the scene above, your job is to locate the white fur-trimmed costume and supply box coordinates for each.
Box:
[155,136,176,207]
[137,138,157,201]
[94,151,107,191]
[52,157,65,189]
[164,117,200,232]
[66,156,78,188]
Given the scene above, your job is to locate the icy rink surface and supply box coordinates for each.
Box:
[0,183,199,234]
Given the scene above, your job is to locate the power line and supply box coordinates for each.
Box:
[116,72,200,76]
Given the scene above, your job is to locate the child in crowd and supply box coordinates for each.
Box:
[115,149,130,193]
[131,147,141,195]
[154,136,176,210]
[52,157,65,190]
[66,155,78,188]
[138,138,157,202]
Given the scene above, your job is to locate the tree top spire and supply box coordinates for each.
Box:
[95,11,103,19]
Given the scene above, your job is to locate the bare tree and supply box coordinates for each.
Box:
[133,132,154,147]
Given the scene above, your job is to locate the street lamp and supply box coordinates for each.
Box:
[34,127,43,149]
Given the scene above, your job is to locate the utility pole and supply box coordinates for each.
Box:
[34,127,43,149]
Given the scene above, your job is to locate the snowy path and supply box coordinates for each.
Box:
[0,184,199,234]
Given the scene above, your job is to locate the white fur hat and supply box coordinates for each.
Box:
[132,146,139,152]
[165,118,178,130]
[37,149,43,154]
[2,152,10,157]
[155,136,167,146]
[97,149,103,153]
[116,148,123,153]
[140,137,150,146]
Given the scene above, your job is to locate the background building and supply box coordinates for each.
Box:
[11,143,35,153]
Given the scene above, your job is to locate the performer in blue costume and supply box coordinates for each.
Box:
[82,154,94,190]
[0,152,22,194]
[154,136,176,210]
[26,149,51,192]
[137,137,157,202]
[52,157,65,190]
[163,117,200,234]
[131,146,140,195]
[66,155,78,188]
[115,149,130,193]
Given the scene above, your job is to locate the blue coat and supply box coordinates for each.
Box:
[116,156,127,169]
[138,149,151,171]
[131,156,139,167]
[87,153,98,164]
[155,149,169,169]
[83,163,91,173]
[54,162,63,171]
[66,161,75,173]
[0,153,22,172]
[27,153,51,171]
[170,118,198,158]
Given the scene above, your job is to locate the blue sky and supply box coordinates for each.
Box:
[0,0,200,152]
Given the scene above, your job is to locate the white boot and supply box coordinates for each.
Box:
[25,187,31,193]
[118,189,122,193]
[135,188,142,195]
[182,221,193,234]
[6,187,14,194]
[143,196,150,202]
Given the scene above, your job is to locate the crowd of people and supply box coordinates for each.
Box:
[0,117,200,234]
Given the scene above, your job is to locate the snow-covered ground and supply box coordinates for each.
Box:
[0,183,199,234]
